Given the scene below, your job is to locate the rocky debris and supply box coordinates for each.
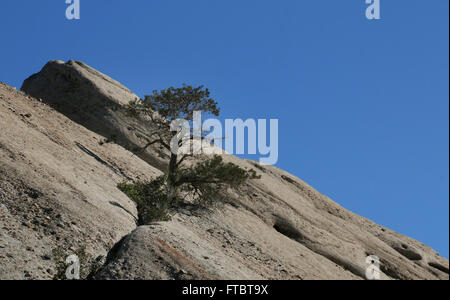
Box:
[0,61,448,280]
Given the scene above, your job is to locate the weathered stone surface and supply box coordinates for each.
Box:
[22,60,167,171]
[95,154,449,280]
[0,82,160,279]
[0,61,447,280]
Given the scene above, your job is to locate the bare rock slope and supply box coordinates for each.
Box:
[21,60,167,171]
[0,82,160,279]
[0,60,447,280]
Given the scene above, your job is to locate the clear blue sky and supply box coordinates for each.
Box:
[0,1,448,257]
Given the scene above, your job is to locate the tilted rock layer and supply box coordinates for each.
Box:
[0,61,447,280]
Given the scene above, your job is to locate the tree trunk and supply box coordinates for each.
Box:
[167,153,178,206]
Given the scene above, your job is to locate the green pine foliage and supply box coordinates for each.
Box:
[119,85,260,224]
[118,176,171,225]
[177,155,260,207]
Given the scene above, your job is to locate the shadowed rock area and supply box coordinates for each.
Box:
[0,60,447,280]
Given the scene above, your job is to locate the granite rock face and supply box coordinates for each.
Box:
[22,60,167,171]
[0,61,447,280]
[0,82,160,279]
[93,156,449,280]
